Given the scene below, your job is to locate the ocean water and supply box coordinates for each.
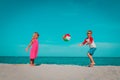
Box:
[0,56,120,66]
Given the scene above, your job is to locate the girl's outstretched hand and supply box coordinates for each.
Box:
[26,48,28,52]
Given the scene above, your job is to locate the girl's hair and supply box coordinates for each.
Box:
[34,32,39,38]
[31,32,39,42]
[87,30,92,34]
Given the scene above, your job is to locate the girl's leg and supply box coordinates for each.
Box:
[30,59,35,66]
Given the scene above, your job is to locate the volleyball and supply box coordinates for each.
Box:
[63,34,71,41]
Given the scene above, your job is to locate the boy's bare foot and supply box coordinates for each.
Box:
[88,63,95,67]
[88,64,94,67]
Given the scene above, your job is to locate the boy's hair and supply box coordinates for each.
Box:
[34,32,39,37]
[87,30,92,34]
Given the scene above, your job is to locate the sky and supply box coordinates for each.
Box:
[0,0,120,57]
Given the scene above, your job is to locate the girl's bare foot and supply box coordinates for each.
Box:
[30,64,35,66]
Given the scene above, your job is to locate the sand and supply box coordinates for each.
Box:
[0,64,120,80]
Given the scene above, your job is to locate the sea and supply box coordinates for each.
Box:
[0,56,120,66]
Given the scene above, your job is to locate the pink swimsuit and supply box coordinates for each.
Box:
[30,39,39,59]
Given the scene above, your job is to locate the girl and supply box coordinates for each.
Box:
[26,32,39,66]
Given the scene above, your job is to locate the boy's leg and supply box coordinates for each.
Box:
[88,48,96,64]
[88,53,95,67]
[88,53,95,64]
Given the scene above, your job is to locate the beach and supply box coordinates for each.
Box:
[0,64,120,80]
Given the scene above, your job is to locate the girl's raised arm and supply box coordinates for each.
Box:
[26,39,33,52]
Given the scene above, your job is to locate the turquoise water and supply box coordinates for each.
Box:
[0,56,120,66]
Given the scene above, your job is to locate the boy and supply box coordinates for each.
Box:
[79,30,96,67]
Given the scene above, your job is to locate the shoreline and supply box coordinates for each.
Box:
[0,57,120,66]
[0,63,120,66]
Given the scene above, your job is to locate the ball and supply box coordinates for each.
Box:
[63,34,71,41]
